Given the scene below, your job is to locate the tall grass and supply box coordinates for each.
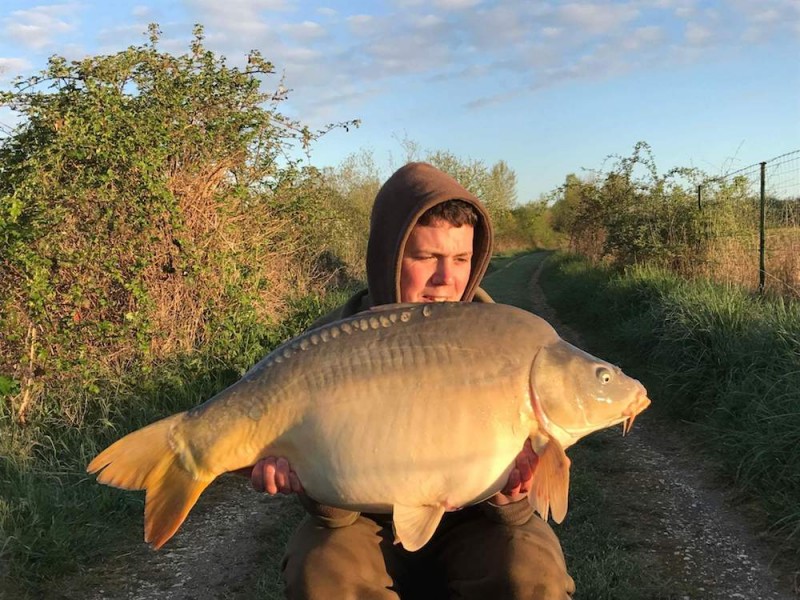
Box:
[695,231,800,298]
[539,253,800,556]
[0,290,354,594]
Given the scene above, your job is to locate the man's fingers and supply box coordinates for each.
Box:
[251,456,302,495]
[264,460,279,495]
[250,463,263,492]
[288,472,304,494]
[512,440,538,494]
[502,467,521,495]
[522,439,538,462]
[516,455,533,490]
[275,457,292,493]
[251,457,273,492]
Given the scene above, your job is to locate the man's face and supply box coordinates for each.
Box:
[400,220,474,303]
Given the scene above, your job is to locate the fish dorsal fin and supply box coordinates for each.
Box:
[392,504,446,551]
[528,434,571,523]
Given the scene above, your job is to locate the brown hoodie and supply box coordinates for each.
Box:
[366,162,493,306]
[299,162,533,528]
[310,162,494,324]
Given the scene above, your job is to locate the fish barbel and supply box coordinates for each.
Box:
[88,302,650,551]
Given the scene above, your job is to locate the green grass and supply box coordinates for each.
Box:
[0,289,355,595]
[539,252,800,562]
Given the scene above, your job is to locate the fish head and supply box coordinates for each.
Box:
[530,339,651,448]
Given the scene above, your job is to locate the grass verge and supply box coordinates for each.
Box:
[538,252,800,564]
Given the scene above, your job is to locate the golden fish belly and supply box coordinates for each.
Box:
[270,361,534,512]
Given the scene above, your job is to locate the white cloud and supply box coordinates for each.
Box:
[464,4,536,50]
[281,20,327,42]
[161,0,798,123]
[0,57,31,80]
[346,14,374,36]
[684,22,712,46]
[622,25,664,50]
[557,3,640,36]
[648,0,694,8]
[282,46,321,62]
[414,14,444,28]
[731,0,800,42]
[3,3,80,50]
[131,5,152,18]
[184,0,290,43]
[433,0,482,10]
[392,0,425,7]
[650,0,697,18]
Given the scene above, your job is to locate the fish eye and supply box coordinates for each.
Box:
[596,367,612,384]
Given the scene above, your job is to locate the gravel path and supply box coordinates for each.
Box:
[45,477,301,600]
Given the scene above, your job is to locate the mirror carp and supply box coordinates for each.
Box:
[88,302,650,551]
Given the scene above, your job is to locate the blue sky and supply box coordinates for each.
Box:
[1,0,798,202]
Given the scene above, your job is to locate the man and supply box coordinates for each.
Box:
[250,162,575,599]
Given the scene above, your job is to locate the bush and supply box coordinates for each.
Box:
[0,25,359,589]
[0,24,355,424]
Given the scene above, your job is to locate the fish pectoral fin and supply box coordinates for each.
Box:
[528,435,571,524]
[392,503,446,552]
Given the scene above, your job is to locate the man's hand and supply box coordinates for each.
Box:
[491,439,538,506]
[249,456,304,495]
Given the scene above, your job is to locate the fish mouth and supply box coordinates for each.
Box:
[622,393,651,436]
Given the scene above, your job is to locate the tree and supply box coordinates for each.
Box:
[485,160,518,215]
[318,149,383,280]
[424,150,520,241]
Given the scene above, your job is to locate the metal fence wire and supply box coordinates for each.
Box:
[697,150,800,296]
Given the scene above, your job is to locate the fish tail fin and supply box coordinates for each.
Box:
[142,458,211,549]
[87,413,212,549]
[528,436,571,523]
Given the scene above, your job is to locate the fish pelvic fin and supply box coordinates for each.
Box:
[392,504,447,552]
[87,413,212,550]
[528,434,571,524]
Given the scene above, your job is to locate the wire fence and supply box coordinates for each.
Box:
[696,150,800,296]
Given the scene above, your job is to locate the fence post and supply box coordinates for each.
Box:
[759,162,766,294]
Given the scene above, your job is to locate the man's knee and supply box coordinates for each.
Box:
[281,537,358,599]
[281,517,396,600]
[443,514,575,599]
[502,518,576,599]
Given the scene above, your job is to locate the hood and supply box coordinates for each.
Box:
[366,162,493,306]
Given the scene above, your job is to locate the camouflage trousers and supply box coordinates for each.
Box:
[281,506,575,599]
